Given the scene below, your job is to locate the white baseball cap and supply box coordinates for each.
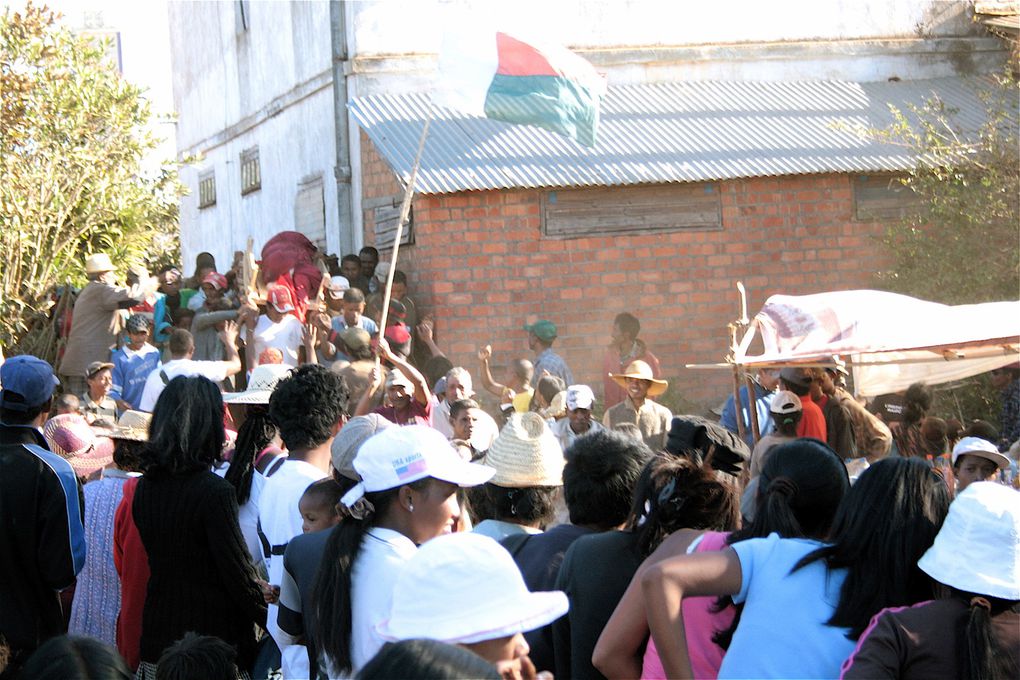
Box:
[328,275,351,299]
[565,384,595,411]
[341,425,494,507]
[917,481,1020,599]
[377,532,569,644]
[951,436,1010,470]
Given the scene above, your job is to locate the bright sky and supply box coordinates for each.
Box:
[12,0,177,169]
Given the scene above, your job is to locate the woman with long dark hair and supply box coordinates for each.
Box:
[309,425,493,678]
[132,376,267,679]
[642,455,950,679]
[595,438,849,679]
[560,454,740,680]
[841,481,1019,680]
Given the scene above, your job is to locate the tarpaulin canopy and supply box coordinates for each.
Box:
[732,290,1020,397]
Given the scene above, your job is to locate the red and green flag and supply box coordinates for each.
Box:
[433,29,607,147]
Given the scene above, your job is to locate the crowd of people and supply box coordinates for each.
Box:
[0,242,1018,680]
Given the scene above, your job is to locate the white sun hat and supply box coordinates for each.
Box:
[377,532,569,644]
[485,411,564,487]
[341,425,494,507]
[917,481,1020,600]
[222,364,293,404]
[950,436,1011,471]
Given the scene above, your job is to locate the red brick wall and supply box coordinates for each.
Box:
[360,138,890,410]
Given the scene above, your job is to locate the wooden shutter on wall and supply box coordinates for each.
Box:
[542,183,722,238]
[853,175,921,221]
[365,195,413,250]
[294,176,326,250]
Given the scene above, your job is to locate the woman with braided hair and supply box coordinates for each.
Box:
[641,451,950,679]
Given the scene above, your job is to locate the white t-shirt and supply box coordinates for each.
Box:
[261,459,327,679]
[138,358,230,411]
[252,314,304,367]
[346,527,417,676]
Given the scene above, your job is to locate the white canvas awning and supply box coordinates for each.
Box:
[731,290,1020,397]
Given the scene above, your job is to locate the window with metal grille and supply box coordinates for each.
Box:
[240,147,261,195]
[853,174,921,221]
[198,171,216,209]
[542,183,722,238]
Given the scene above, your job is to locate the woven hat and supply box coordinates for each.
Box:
[770,390,803,414]
[341,425,494,507]
[331,414,394,481]
[85,253,115,274]
[223,364,292,404]
[43,413,114,475]
[108,410,152,442]
[918,482,1020,599]
[485,412,564,487]
[951,436,1010,470]
[377,532,568,644]
[609,360,668,397]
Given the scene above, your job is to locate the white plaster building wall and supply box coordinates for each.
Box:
[170,0,337,274]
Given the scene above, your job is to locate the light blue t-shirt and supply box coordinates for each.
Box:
[720,533,853,679]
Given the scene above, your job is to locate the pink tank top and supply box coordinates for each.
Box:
[641,531,734,680]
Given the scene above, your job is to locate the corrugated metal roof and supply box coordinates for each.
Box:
[348,77,990,195]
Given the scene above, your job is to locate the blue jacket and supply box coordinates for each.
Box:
[110,343,162,410]
[720,382,775,448]
[0,422,86,663]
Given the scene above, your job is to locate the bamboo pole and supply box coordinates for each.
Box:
[375,116,432,365]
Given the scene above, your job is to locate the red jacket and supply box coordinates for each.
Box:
[114,477,148,671]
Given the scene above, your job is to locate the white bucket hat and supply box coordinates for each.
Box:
[917,481,1020,599]
[485,412,564,487]
[377,532,569,644]
[222,364,293,404]
[341,425,494,507]
[951,436,1010,470]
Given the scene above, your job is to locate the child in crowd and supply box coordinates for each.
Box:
[952,436,1011,493]
[110,314,161,412]
[154,632,239,680]
[299,479,342,534]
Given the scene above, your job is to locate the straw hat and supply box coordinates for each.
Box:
[84,253,115,274]
[609,360,668,397]
[43,413,114,476]
[917,482,1019,599]
[377,532,568,644]
[484,412,564,487]
[222,364,293,404]
[108,410,152,442]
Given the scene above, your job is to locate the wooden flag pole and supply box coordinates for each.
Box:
[375,115,432,365]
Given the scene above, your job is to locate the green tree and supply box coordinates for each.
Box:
[873,73,1019,304]
[0,2,182,357]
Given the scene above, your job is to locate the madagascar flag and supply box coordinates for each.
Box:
[433,30,606,147]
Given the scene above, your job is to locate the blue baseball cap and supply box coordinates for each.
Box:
[0,355,60,412]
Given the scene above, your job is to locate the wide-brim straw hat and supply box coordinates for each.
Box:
[222,364,293,404]
[377,532,569,645]
[484,412,564,487]
[108,410,152,442]
[609,360,668,397]
[917,481,1019,599]
[85,253,115,274]
[43,413,115,476]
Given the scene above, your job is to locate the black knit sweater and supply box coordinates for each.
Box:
[133,469,267,666]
